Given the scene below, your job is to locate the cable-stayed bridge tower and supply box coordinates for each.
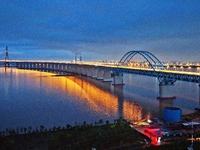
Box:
[4,46,9,67]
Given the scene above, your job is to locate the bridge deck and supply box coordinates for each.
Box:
[0,60,199,83]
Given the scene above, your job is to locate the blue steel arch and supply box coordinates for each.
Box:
[118,51,176,84]
[119,51,165,70]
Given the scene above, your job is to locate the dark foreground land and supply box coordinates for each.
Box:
[1,118,200,150]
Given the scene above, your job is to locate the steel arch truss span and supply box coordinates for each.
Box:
[119,51,165,70]
[119,51,176,84]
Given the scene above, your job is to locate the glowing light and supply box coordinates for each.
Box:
[6,68,143,121]
[147,119,152,123]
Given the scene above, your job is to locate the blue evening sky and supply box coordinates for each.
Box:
[0,0,200,62]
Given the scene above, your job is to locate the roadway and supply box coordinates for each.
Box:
[0,60,200,83]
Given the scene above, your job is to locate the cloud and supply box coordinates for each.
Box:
[0,0,200,61]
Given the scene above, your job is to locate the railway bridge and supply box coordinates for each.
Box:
[1,50,200,101]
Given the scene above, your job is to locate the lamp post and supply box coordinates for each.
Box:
[197,67,200,73]
[187,120,194,150]
[180,66,183,72]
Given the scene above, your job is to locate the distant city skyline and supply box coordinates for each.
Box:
[0,0,200,62]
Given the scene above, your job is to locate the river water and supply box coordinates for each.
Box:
[0,67,199,131]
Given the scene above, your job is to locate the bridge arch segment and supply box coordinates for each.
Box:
[119,51,165,70]
[118,51,176,84]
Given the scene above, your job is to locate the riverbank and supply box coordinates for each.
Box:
[1,114,200,150]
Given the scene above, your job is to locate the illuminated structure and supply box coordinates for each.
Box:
[119,51,176,99]
[4,46,9,67]
[0,50,199,100]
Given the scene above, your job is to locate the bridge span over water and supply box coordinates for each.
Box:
[1,50,200,100]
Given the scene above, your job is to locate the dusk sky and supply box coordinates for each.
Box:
[0,0,200,62]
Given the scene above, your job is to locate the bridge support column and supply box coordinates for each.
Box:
[75,66,80,74]
[68,65,72,73]
[54,63,57,71]
[28,63,30,69]
[72,65,77,73]
[112,72,124,85]
[114,85,124,118]
[16,62,19,68]
[63,64,67,72]
[52,63,55,71]
[59,64,62,71]
[19,63,22,69]
[194,84,200,111]
[103,70,112,82]
[24,63,26,69]
[157,84,176,99]
[44,63,47,71]
[73,66,80,75]
[21,63,25,69]
[46,63,49,71]
[92,68,98,78]
[29,63,32,70]
[38,63,41,70]
[35,63,38,70]
[25,63,28,69]
[97,69,104,80]
[76,66,81,74]
[41,63,44,70]
[87,68,93,77]
[79,66,87,76]
[32,63,35,70]
[58,64,62,72]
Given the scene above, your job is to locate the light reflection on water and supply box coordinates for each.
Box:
[0,67,199,131]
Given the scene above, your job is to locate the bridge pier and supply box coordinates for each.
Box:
[112,72,124,85]
[59,64,62,71]
[49,63,52,71]
[81,66,87,75]
[52,63,55,71]
[157,84,176,99]
[32,63,35,70]
[27,63,30,69]
[34,63,37,70]
[63,64,67,72]
[28,63,31,69]
[74,66,79,74]
[195,84,200,110]
[97,69,104,80]
[86,67,93,77]
[51,63,55,71]
[41,63,43,70]
[114,85,124,118]
[92,68,98,78]
[43,63,47,71]
[103,70,112,82]
[68,65,73,73]
[16,62,19,68]
[46,63,49,71]
[37,63,40,70]
[21,63,25,69]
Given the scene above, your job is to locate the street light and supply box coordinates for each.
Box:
[197,67,200,73]
[180,66,183,71]
[173,66,176,71]
[185,119,194,150]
